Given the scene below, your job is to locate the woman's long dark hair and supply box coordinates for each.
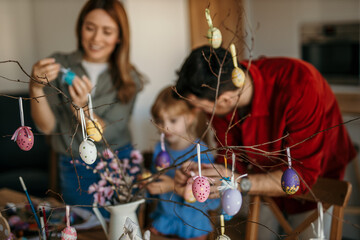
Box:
[76,0,141,103]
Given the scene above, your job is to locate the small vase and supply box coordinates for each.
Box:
[93,198,145,240]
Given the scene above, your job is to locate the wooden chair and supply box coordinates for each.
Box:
[245,177,352,240]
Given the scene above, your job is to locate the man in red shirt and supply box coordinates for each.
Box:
[173,45,356,238]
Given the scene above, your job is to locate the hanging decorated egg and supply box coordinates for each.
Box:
[61,226,77,240]
[205,8,222,49]
[79,139,97,165]
[184,177,196,203]
[12,126,34,151]
[232,67,245,88]
[155,150,171,170]
[192,176,210,203]
[221,188,242,216]
[281,168,300,195]
[62,68,76,86]
[62,205,77,240]
[207,28,222,49]
[86,119,103,142]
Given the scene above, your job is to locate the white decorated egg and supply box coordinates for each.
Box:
[79,139,97,165]
[207,28,222,49]
[221,188,242,216]
[61,226,77,240]
[192,176,210,203]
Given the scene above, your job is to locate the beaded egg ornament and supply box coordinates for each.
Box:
[205,8,222,49]
[281,147,300,195]
[61,205,77,240]
[192,144,211,202]
[219,153,247,216]
[11,97,34,151]
[216,215,231,240]
[86,94,103,142]
[60,67,76,86]
[155,133,171,170]
[230,43,245,88]
[79,108,97,165]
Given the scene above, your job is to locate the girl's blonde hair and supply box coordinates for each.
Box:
[151,86,197,134]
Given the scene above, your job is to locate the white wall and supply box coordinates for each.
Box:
[0,0,190,152]
[244,0,360,59]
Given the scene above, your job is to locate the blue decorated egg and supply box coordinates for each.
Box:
[281,168,300,195]
[155,151,171,170]
[221,188,242,216]
[63,70,76,85]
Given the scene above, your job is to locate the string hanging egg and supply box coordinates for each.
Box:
[281,147,300,195]
[11,97,34,151]
[192,144,211,202]
[230,43,245,88]
[155,133,171,170]
[79,108,97,165]
[61,205,77,240]
[220,153,247,216]
[205,8,222,49]
[86,94,103,142]
[60,67,76,86]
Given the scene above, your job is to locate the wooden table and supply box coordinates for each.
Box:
[0,188,170,240]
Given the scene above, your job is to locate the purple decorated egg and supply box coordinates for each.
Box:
[155,151,171,170]
[221,188,242,216]
[15,126,34,151]
[192,177,210,202]
[281,168,300,195]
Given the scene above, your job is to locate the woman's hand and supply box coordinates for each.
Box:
[30,58,61,90]
[146,175,174,195]
[200,163,228,199]
[68,75,93,108]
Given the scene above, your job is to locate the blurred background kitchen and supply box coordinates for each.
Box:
[0,0,359,238]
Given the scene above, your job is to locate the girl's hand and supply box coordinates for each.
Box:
[201,163,228,199]
[146,175,174,195]
[30,58,61,90]
[68,75,93,108]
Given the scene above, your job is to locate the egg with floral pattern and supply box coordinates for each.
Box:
[192,177,210,202]
[79,139,97,165]
[281,168,300,195]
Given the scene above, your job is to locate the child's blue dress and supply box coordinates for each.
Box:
[149,140,220,238]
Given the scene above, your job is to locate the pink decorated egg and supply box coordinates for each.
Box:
[192,177,210,202]
[15,126,34,151]
[281,168,300,195]
[184,177,196,203]
[155,151,171,170]
[61,226,77,240]
[221,188,242,216]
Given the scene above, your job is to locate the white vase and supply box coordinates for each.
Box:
[93,198,145,240]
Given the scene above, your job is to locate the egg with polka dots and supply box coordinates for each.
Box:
[192,176,210,202]
[15,126,34,151]
[79,139,97,165]
[221,188,242,216]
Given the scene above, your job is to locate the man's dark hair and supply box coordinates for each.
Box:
[175,45,242,101]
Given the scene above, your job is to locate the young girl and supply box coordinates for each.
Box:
[147,86,220,240]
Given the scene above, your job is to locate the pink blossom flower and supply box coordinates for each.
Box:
[129,166,140,174]
[95,161,106,170]
[103,186,114,199]
[109,159,120,170]
[98,179,107,187]
[88,183,98,194]
[102,148,114,159]
[131,150,143,164]
[93,192,105,206]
